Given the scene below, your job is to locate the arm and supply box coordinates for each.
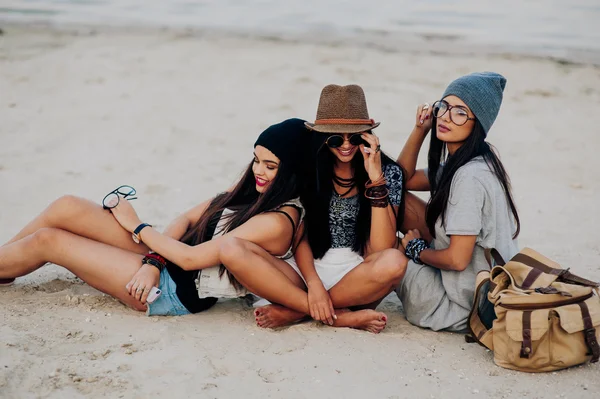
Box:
[359,135,400,254]
[397,104,433,191]
[402,169,485,272]
[160,200,211,240]
[110,198,296,271]
[367,203,399,254]
[142,212,294,270]
[293,235,336,325]
[418,234,476,271]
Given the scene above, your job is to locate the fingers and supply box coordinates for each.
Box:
[418,103,432,125]
[127,279,137,296]
[324,307,334,326]
[359,144,369,159]
[135,285,148,302]
[140,286,151,304]
[360,132,380,150]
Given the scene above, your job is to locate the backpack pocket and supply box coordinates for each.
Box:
[493,296,600,372]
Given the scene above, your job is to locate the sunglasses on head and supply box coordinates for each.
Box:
[325,133,370,149]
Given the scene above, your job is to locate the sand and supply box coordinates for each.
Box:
[1,26,599,399]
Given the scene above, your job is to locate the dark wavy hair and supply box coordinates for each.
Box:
[426,118,520,239]
[178,157,300,289]
[302,132,405,259]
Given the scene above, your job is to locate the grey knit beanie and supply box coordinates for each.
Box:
[441,72,506,135]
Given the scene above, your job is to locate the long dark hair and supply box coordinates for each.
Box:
[426,118,520,239]
[303,133,405,259]
[179,157,299,289]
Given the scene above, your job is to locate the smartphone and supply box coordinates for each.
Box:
[146,286,162,304]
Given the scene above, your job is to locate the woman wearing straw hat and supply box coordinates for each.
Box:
[221,85,408,332]
[395,72,520,331]
[0,119,311,317]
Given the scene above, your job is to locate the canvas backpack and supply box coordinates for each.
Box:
[466,247,600,372]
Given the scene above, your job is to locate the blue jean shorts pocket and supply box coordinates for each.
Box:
[146,268,191,317]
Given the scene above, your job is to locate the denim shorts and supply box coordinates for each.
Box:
[146,268,191,316]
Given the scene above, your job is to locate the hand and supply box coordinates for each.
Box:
[401,229,422,250]
[414,103,433,135]
[307,280,336,325]
[126,264,160,304]
[359,132,383,182]
[107,195,143,233]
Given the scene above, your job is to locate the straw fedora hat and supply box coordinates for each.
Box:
[305,84,380,134]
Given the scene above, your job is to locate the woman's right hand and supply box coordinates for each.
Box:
[307,280,336,325]
[126,263,160,304]
[415,103,434,134]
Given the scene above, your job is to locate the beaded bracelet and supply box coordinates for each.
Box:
[404,238,429,265]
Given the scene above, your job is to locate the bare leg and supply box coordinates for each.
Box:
[0,227,146,311]
[220,238,394,333]
[400,192,432,243]
[3,195,149,254]
[328,248,407,309]
[220,237,310,314]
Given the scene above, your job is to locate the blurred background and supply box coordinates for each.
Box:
[1,0,599,64]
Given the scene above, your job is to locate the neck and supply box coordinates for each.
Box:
[334,159,354,177]
[446,142,463,156]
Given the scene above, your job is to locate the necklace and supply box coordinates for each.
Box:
[333,174,356,197]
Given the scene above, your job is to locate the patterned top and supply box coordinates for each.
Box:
[329,163,403,248]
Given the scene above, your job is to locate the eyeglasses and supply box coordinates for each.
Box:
[102,185,137,209]
[432,100,476,126]
[326,133,369,148]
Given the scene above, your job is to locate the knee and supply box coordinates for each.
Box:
[219,237,249,270]
[47,195,84,221]
[30,227,61,252]
[372,249,408,285]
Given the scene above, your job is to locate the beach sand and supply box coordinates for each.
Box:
[1,26,599,399]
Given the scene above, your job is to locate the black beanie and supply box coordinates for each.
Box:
[254,118,308,171]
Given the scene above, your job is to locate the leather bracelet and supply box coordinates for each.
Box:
[370,197,389,208]
[143,256,166,272]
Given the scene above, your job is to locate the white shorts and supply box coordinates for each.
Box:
[286,247,364,291]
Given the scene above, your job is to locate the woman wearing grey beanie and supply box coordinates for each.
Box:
[395,72,521,332]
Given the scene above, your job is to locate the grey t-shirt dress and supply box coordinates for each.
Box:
[396,157,519,332]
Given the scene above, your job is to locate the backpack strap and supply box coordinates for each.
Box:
[465,270,494,350]
[578,302,600,363]
[512,252,599,288]
[484,248,505,267]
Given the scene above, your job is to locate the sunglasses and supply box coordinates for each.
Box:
[325,133,370,149]
[102,185,137,209]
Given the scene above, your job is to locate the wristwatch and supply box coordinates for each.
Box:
[132,223,152,244]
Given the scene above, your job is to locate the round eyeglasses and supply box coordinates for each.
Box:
[102,185,137,209]
[432,100,476,126]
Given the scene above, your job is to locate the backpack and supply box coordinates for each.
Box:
[466,247,600,372]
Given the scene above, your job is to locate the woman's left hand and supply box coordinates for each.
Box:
[400,229,422,250]
[359,132,383,181]
[107,196,142,233]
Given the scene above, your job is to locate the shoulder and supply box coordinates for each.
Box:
[382,162,403,206]
[274,197,305,222]
[248,211,295,235]
[450,157,497,199]
[383,162,403,180]
[453,157,493,181]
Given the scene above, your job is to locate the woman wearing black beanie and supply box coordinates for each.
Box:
[0,118,311,317]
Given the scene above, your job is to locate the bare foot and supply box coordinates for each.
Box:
[334,309,387,334]
[254,305,305,328]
